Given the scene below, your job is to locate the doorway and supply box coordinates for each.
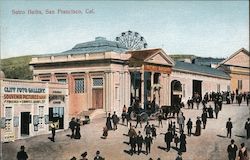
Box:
[21,112,30,135]
[92,88,103,109]
[193,80,202,97]
[171,80,182,106]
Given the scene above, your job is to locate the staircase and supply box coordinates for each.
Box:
[78,109,106,121]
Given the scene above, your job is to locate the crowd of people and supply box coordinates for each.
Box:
[16,90,249,160]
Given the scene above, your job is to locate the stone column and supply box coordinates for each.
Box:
[162,73,167,106]
[104,71,110,114]
[151,72,155,101]
[127,71,131,107]
[85,71,90,110]
[167,74,171,106]
[140,70,144,108]
[110,71,114,113]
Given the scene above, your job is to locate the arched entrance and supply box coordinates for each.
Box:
[171,80,182,107]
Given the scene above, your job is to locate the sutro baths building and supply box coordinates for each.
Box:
[30,37,232,118]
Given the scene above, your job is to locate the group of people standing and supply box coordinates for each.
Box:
[69,117,81,139]
[127,122,155,155]
[227,140,248,160]
[103,112,120,139]
[70,150,105,160]
[231,91,250,106]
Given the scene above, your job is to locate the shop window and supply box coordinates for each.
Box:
[58,79,67,84]
[75,78,84,93]
[5,107,12,132]
[238,80,242,90]
[93,78,103,87]
[38,106,44,128]
[49,107,64,129]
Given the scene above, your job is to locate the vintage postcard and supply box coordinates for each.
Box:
[0,1,249,160]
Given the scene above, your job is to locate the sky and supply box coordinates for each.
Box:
[0,0,249,59]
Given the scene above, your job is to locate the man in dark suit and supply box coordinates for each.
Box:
[17,145,28,160]
[226,118,233,138]
[201,111,207,129]
[136,131,144,155]
[144,134,153,155]
[94,151,105,160]
[245,118,250,139]
[164,128,173,151]
[69,117,76,139]
[186,118,192,136]
[227,139,238,160]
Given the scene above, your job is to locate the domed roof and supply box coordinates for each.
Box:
[61,37,128,55]
[0,70,5,78]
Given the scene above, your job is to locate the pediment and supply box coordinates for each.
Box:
[145,51,174,66]
[224,51,249,68]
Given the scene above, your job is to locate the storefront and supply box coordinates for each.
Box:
[0,79,68,142]
[48,83,68,130]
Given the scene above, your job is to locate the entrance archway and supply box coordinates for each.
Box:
[171,80,182,106]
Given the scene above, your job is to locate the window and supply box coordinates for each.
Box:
[38,106,44,128]
[182,84,185,98]
[93,78,103,87]
[115,86,119,100]
[217,84,220,92]
[227,85,230,92]
[153,73,160,84]
[58,79,67,84]
[5,107,12,132]
[75,78,84,93]
[238,80,242,90]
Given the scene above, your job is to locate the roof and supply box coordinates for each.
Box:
[174,61,230,79]
[39,37,128,57]
[217,48,249,67]
[127,48,175,66]
[127,48,162,61]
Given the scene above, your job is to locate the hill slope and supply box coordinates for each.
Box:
[1,55,33,80]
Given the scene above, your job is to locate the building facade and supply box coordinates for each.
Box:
[171,61,231,104]
[0,78,68,142]
[30,37,232,118]
[217,48,250,93]
[30,37,175,117]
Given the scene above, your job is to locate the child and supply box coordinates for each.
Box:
[174,134,180,148]
[102,126,108,139]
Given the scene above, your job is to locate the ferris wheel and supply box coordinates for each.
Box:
[115,30,147,50]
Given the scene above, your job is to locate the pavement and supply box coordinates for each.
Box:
[1,101,250,160]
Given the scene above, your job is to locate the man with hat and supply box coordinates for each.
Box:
[17,145,28,160]
[80,151,88,160]
[245,118,250,139]
[94,150,105,160]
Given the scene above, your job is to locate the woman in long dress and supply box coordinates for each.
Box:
[106,113,112,130]
[179,132,186,152]
[238,143,248,160]
[195,117,201,136]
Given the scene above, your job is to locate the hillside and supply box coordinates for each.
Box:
[0,55,33,80]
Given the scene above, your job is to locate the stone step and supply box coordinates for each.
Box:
[78,109,106,121]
